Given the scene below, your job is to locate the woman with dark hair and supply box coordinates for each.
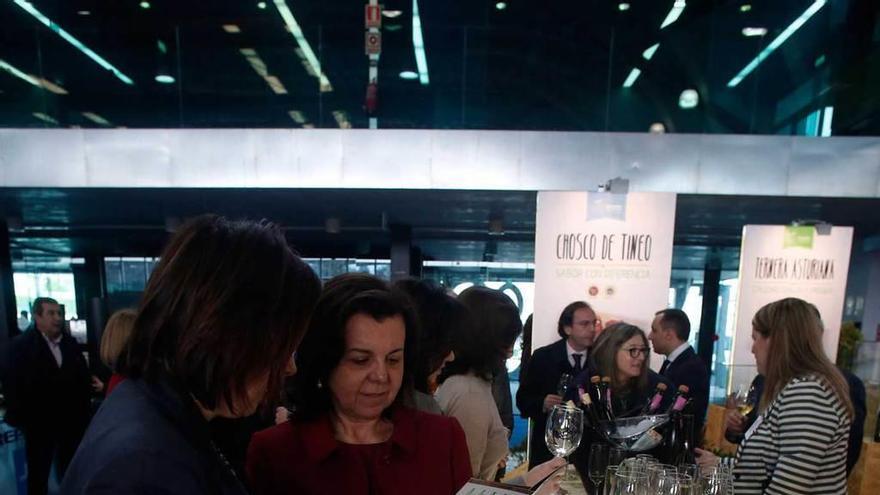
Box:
[60,215,321,495]
[696,298,853,494]
[393,278,464,415]
[436,285,522,481]
[246,273,472,495]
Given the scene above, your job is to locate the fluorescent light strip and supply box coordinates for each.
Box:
[412,0,429,84]
[271,0,333,92]
[660,0,686,29]
[332,110,352,129]
[12,0,134,85]
[727,0,826,88]
[82,112,112,126]
[288,110,307,124]
[240,48,288,94]
[642,43,660,60]
[0,59,68,94]
[32,112,58,125]
[821,106,833,137]
[622,68,641,88]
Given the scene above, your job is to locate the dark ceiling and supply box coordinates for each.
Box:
[2,188,879,269]
[1,0,878,134]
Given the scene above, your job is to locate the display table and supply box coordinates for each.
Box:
[848,440,880,495]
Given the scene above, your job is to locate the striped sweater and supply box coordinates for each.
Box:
[732,375,851,494]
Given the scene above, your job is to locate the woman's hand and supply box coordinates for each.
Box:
[274,406,290,425]
[524,457,567,488]
[694,447,720,475]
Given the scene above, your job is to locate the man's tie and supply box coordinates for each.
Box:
[572,353,583,374]
[659,359,671,376]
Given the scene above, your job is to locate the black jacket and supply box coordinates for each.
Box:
[660,346,710,435]
[1,326,91,432]
[60,378,248,495]
[515,339,581,467]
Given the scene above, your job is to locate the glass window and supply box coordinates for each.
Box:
[13,272,78,320]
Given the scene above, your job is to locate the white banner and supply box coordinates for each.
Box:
[532,191,676,370]
[730,225,853,389]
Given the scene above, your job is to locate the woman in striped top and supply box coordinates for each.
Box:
[696,297,853,494]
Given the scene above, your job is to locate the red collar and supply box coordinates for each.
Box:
[299,406,418,462]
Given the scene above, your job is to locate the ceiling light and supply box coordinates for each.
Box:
[821,106,833,137]
[618,3,630,11]
[495,2,507,10]
[12,0,134,85]
[139,1,150,9]
[155,74,175,84]
[240,48,289,94]
[649,122,666,134]
[412,0,430,85]
[77,10,90,15]
[622,68,641,88]
[678,89,699,109]
[257,2,267,9]
[332,110,352,129]
[399,70,418,80]
[302,123,315,129]
[642,43,660,60]
[741,27,767,37]
[382,10,403,18]
[222,24,241,33]
[271,0,333,92]
[740,4,752,12]
[32,112,58,125]
[0,59,69,94]
[82,112,112,126]
[288,110,307,124]
[727,0,826,87]
[661,0,686,29]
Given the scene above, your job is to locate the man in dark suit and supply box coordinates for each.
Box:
[2,297,94,495]
[516,301,597,468]
[649,309,709,437]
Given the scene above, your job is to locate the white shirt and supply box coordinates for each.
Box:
[566,340,587,369]
[17,316,30,331]
[666,342,691,364]
[40,331,63,367]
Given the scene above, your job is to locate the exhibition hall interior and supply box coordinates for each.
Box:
[0,0,879,494]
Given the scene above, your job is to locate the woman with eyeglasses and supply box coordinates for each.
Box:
[570,323,671,488]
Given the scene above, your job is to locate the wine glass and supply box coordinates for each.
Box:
[608,447,626,467]
[732,382,756,417]
[588,444,608,495]
[557,372,574,397]
[545,405,584,481]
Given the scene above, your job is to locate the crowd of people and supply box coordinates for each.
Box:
[0,214,867,495]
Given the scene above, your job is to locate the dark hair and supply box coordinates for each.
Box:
[443,286,522,381]
[118,215,321,416]
[654,308,690,342]
[590,322,649,394]
[32,297,59,316]
[394,279,466,394]
[292,273,418,420]
[557,301,592,339]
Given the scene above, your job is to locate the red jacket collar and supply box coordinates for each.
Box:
[299,406,418,462]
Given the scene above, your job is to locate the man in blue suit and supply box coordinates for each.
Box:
[649,309,710,437]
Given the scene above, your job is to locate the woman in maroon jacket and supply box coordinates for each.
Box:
[246,274,472,495]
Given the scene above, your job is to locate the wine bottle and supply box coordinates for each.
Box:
[664,384,690,414]
[601,376,616,420]
[639,382,668,415]
[578,386,602,426]
[590,376,607,421]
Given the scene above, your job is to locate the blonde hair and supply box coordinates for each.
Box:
[100,309,137,370]
[753,298,853,419]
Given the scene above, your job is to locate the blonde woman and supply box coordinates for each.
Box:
[696,297,853,494]
[99,308,137,395]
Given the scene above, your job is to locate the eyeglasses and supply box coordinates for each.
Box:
[621,347,649,358]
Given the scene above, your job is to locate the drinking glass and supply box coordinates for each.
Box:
[604,465,619,495]
[545,405,584,481]
[732,382,756,417]
[588,444,608,495]
[608,447,626,467]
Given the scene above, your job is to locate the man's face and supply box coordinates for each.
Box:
[648,314,671,355]
[565,307,597,351]
[34,303,62,338]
